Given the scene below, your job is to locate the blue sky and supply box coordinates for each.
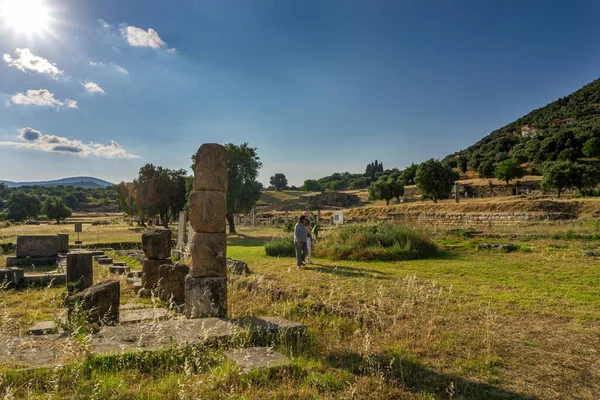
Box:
[1,0,599,186]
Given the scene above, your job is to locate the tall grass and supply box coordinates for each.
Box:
[315,223,437,261]
[265,237,296,257]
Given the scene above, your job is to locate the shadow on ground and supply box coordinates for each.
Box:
[306,263,390,279]
[327,350,535,400]
[228,234,278,247]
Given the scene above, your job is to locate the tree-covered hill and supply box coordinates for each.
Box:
[443,78,600,176]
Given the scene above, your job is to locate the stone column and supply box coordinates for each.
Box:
[141,229,172,293]
[317,210,321,225]
[455,182,460,203]
[186,143,228,319]
[66,251,93,293]
[285,211,289,223]
[57,233,69,253]
[252,208,256,227]
[176,211,187,252]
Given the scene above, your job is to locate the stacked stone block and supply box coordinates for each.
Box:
[141,229,172,292]
[185,143,228,318]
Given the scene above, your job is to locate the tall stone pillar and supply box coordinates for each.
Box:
[66,251,93,293]
[186,143,228,319]
[252,208,256,227]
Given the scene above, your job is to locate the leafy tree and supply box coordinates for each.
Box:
[42,197,72,224]
[348,177,369,190]
[269,173,288,191]
[415,159,458,203]
[130,164,188,227]
[223,143,263,234]
[477,159,496,178]
[582,137,600,158]
[116,182,136,218]
[63,194,79,210]
[3,192,41,221]
[329,180,346,191]
[387,176,405,203]
[541,160,582,198]
[457,157,468,173]
[368,179,393,205]
[302,179,322,192]
[400,163,418,186]
[365,160,384,181]
[494,158,524,185]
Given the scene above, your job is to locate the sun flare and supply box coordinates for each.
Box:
[1,0,50,34]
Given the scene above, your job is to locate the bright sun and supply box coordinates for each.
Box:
[1,0,50,34]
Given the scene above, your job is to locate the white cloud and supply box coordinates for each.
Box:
[113,64,128,74]
[3,48,64,79]
[10,89,76,109]
[0,127,138,159]
[97,18,110,29]
[89,61,128,74]
[82,82,105,94]
[167,48,178,55]
[121,25,166,48]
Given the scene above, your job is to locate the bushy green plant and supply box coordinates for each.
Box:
[265,237,296,257]
[315,223,437,261]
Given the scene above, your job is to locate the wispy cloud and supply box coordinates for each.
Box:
[0,127,138,159]
[3,48,64,79]
[82,82,105,94]
[121,25,166,48]
[89,61,128,74]
[167,48,178,55]
[97,18,110,29]
[10,89,77,109]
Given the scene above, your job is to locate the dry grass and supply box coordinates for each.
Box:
[2,222,600,398]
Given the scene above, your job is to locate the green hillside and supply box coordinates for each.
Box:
[443,78,600,176]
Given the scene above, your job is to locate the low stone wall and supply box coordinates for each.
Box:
[388,211,575,226]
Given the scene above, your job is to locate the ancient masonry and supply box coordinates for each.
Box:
[141,229,173,292]
[186,143,228,318]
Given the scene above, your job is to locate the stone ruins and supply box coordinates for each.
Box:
[186,143,228,318]
[141,229,172,292]
[6,233,69,266]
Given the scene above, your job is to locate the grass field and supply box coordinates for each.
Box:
[1,214,600,398]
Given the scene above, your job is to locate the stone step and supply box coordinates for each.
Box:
[127,271,142,278]
[109,266,130,275]
[113,262,127,267]
[27,321,58,335]
[97,258,113,265]
[119,308,169,324]
[224,347,290,371]
[22,273,66,287]
[93,255,108,261]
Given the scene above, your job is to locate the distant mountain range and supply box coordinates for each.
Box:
[0,176,114,189]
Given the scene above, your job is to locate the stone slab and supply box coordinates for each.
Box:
[22,273,66,287]
[109,266,130,275]
[185,276,227,318]
[16,235,59,258]
[224,347,290,371]
[126,277,141,285]
[67,280,120,325]
[232,316,306,338]
[132,281,142,294]
[113,262,127,267]
[57,234,69,253]
[66,252,93,293]
[6,257,58,267]
[193,143,228,192]
[97,258,113,265]
[127,271,142,278]
[119,308,169,324]
[89,317,246,355]
[27,321,57,335]
[0,268,24,288]
[188,190,227,233]
[188,232,227,278]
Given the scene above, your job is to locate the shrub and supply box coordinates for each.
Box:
[265,237,296,257]
[315,223,437,261]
